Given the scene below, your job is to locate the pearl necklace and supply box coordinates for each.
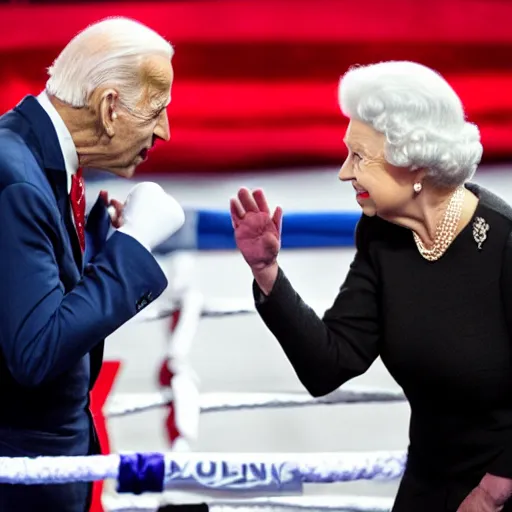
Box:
[412,186,465,262]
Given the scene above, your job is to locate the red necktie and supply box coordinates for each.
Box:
[70,167,86,252]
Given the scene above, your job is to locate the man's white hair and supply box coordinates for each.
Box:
[338,61,483,188]
[46,17,174,110]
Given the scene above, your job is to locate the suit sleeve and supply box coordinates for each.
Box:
[253,215,381,397]
[0,182,168,387]
[487,230,512,478]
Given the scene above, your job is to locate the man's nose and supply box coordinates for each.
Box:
[154,108,170,142]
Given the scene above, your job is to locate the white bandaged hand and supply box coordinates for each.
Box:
[118,182,185,251]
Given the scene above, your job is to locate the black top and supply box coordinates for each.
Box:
[253,183,512,482]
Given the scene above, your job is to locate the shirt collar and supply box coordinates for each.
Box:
[36,90,79,191]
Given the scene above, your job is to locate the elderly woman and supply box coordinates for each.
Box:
[229,61,512,512]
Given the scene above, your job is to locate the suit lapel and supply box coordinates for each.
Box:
[15,96,83,271]
[15,96,99,387]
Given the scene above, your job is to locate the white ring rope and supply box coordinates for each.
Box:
[106,388,406,418]
[0,454,120,484]
[103,494,394,512]
[0,450,406,486]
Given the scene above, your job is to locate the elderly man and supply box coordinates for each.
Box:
[0,17,184,511]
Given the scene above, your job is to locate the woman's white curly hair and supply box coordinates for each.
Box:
[338,61,483,188]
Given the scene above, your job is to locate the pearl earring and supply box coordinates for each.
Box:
[112,112,117,120]
[413,182,422,193]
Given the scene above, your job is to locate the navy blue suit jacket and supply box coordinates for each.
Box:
[0,96,168,510]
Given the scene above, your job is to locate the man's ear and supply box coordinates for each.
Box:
[97,89,119,138]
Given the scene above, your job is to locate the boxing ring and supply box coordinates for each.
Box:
[0,208,408,512]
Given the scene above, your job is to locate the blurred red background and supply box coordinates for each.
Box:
[0,0,511,173]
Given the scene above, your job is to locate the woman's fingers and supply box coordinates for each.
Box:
[232,188,280,233]
[230,197,246,218]
[230,197,245,228]
[272,206,283,234]
[238,187,260,213]
[253,189,270,214]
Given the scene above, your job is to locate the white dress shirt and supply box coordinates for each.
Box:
[36,90,79,194]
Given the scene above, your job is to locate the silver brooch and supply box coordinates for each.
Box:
[473,217,490,250]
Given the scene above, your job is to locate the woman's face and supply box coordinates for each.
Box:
[338,119,420,219]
